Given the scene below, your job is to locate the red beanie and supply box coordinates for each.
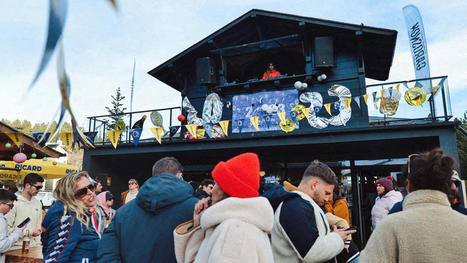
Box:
[211,153,260,198]
[376,177,393,192]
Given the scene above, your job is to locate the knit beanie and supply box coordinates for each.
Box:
[376,177,393,192]
[211,153,260,198]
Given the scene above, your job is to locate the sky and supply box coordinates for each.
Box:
[1,0,466,129]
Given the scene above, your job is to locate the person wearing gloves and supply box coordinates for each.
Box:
[371,177,403,229]
[0,189,26,263]
[174,152,274,263]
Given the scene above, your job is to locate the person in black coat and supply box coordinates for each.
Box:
[194,179,214,199]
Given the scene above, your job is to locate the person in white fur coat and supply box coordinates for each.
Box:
[174,153,274,263]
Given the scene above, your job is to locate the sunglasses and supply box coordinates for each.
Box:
[74,183,96,197]
[1,202,14,208]
[31,185,43,190]
[128,182,137,185]
[407,154,420,174]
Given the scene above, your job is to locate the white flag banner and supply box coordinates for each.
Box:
[403,5,432,92]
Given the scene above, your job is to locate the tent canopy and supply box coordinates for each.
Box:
[0,159,79,181]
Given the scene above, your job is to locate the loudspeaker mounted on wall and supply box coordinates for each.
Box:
[196,57,217,85]
[314,36,335,68]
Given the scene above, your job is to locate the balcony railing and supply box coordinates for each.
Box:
[86,76,452,147]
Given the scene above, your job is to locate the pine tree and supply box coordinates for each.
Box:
[105,87,127,130]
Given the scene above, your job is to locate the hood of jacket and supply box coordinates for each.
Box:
[262,183,299,211]
[136,173,195,214]
[381,190,403,200]
[201,196,274,232]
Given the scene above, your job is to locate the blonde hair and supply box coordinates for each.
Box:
[54,171,93,227]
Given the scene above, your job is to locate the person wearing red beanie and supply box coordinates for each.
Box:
[174,153,274,263]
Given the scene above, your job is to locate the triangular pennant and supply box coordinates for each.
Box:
[169,126,180,137]
[203,123,213,138]
[250,116,260,130]
[344,99,351,110]
[106,130,122,149]
[396,84,400,94]
[263,115,272,128]
[324,104,332,116]
[314,106,322,116]
[32,132,51,147]
[150,127,163,144]
[290,111,298,122]
[380,89,385,98]
[130,128,142,146]
[219,120,229,136]
[185,124,198,139]
[388,86,393,97]
[5,132,23,148]
[333,101,340,110]
[59,132,73,150]
[235,119,244,133]
[303,108,311,121]
[363,94,369,105]
[353,96,361,108]
[277,112,286,123]
[372,91,377,101]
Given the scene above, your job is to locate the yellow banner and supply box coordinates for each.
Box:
[106,130,121,149]
[219,120,229,136]
[277,112,286,123]
[303,107,311,121]
[381,89,385,97]
[344,99,351,110]
[185,124,198,139]
[324,104,332,116]
[250,116,259,131]
[5,132,22,148]
[59,132,73,150]
[150,127,163,144]
[0,159,79,180]
[363,94,369,105]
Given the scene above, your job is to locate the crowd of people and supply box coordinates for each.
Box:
[0,147,466,262]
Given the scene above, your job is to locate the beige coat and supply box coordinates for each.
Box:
[174,197,274,263]
[360,189,467,263]
[5,195,42,250]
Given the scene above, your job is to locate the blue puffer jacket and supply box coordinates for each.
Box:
[96,173,198,263]
[42,201,100,263]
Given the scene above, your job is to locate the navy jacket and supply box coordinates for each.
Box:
[96,174,198,263]
[42,201,100,263]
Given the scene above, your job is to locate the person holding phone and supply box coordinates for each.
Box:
[42,171,102,263]
[174,153,274,263]
[0,189,27,262]
[5,173,44,251]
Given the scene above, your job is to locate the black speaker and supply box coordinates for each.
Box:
[314,36,334,67]
[196,57,217,84]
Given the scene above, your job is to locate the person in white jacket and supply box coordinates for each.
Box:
[0,189,26,262]
[174,152,274,263]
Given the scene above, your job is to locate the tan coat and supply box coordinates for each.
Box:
[360,189,467,263]
[174,197,274,263]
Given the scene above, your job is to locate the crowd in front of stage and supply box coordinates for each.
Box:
[0,147,466,263]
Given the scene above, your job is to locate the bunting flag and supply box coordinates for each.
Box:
[5,132,23,148]
[396,84,401,93]
[130,128,142,146]
[363,94,369,105]
[150,127,163,144]
[303,108,311,120]
[353,96,361,108]
[380,89,385,98]
[83,132,97,144]
[389,86,393,97]
[263,115,272,127]
[169,126,180,137]
[277,112,286,123]
[235,119,244,133]
[250,116,260,131]
[203,123,213,138]
[290,111,298,122]
[313,106,322,116]
[106,130,121,149]
[59,132,73,150]
[344,99,351,110]
[324,104,332,116]
[333,101,340,110]
[219,120,229,136]
[32,132,51,147]
[185,124,198,139]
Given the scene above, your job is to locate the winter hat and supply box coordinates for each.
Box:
[106,191,114,201]
[211,153,260,198]
[376,177,393,191]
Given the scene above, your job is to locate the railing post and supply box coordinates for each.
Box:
[128,113,132,144]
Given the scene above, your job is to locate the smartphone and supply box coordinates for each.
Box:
[17,217,31,228]
[344,226,357,231]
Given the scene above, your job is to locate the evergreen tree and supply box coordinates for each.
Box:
[456,111,467,179]
[105,87,127,130]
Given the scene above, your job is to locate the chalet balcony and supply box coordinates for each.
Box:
[86,76,453,148]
